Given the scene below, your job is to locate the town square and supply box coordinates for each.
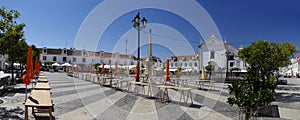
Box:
[1,0,300,120]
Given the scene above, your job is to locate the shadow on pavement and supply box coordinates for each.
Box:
[1,87,32,97]
[0,107,24,120]
[276,86,300,91]
[275,92,300,103]
[34,114,56,120]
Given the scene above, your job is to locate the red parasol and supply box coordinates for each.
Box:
[101,64,105,74]
[113,61,118,76]
[134,62,139,79]
[22,45,33,85]
[164,59,170,81]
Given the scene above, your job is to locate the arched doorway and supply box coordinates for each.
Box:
[208,61,218,71]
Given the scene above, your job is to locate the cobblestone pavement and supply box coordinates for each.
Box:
[1,72,299,120]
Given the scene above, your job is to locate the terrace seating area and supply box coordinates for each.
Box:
[73,71,215,106]
[24,72,54,120]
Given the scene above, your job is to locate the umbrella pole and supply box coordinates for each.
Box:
[31,80,33,88]
[25,85,27,103]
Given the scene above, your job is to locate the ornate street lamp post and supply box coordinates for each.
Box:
[198,41,205,77]
[132,12,147,82]
[225,50,230,79]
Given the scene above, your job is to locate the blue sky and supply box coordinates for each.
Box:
[2,0,300,61]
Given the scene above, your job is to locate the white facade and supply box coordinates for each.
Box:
[40,48,137,67]
[169,55,199,73]
[200,34,226,71]
[0,55,6,70]
[168,34,246,73]
[281,58,300,77]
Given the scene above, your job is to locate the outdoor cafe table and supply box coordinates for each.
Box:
[39,71,45,75]
[117,79,131,91]
[34,82,51,90]
[102,77,115,87]
[170,78,189,87]
[156,85,175,103]
[92,75,101,83]
[38,76,47,79]
[25,90,53,120]
[39,73,46,76]
[129,81,152,96]
[37,78,48,83]
[195,80,215,90]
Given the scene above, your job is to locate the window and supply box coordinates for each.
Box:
[73,57,76,62]
[63,57,67,62]
[175,63,178,67]
[43,49,47,53]
[230,62,234,67]
[100,59,103,64]
[43,56,47,61]
[236,60,240,67]
[171,63,174,67]
[53,56,56,61]
[189,62,192,67]
[179,63,182,67]
[63,50,67,54]
[210,51,215,59]
[194,62,198,67]
[83,51,86,56]
[181,57,185,61]
[184,63,187,67]
[82,58,86,63]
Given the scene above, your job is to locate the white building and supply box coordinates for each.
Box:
[169,55,199,73]
[168,34,246,74]
[40,47,137,68]
[0,54,7,70]
[199,34,247,72]
[280,55,300,77]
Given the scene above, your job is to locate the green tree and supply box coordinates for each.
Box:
[227,40,296,120]
[32,45,41,61]
[205,63,213,80]
[14,39,28,65]
[0,6,26,84]
[94,63,101,73]
[44,61,55,66]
